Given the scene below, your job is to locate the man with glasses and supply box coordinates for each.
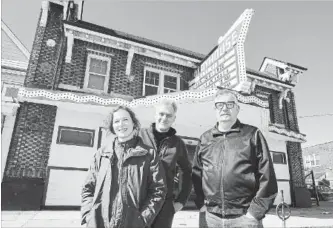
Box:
[192,89,277,228]
[139,99,192,228]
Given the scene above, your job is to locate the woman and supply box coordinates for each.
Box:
[81,106,166,228]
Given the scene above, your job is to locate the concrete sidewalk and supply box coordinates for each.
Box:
[2,202,333,227]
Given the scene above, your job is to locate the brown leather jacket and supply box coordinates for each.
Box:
[81,136,166,228]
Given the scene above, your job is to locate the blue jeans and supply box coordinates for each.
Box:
[199,207,264,228]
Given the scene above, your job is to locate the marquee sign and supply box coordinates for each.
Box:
[190,9,254,93]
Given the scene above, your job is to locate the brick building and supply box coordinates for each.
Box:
[303,141,333,188]
[2,0,310,209]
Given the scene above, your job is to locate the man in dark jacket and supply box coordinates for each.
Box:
[192,89,278,228]
[139,99,192,228]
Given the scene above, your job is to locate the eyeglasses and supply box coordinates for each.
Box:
[214,102,236,110]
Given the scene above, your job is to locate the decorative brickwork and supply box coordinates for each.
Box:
[25,3,64,89]
[287,142,306,188]
[283,91,300,132]
[4,102,57,179]
[254,85,285,125]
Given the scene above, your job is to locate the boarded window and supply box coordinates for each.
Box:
[57,126,95,147]
[271,151,287,164]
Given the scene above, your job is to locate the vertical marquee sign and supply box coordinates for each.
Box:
[190,9,254,93]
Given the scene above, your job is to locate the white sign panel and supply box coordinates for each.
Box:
[190,9,254,93]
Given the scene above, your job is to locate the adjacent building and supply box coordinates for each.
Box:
[303,141,333,188]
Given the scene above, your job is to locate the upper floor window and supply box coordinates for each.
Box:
[143,67,180,96]
[271,151,287,164]
[84,54,111,93]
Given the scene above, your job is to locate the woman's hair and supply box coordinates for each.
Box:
[107,105,141,134]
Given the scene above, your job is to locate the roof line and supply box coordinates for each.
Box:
[1,20,30,59]
[303,141,333,149]
[260,57,308,71]
[63,20,205,60]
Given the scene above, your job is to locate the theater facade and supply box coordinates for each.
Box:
[2,0,311,209]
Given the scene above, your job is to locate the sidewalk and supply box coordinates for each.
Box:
[2,202,333,227]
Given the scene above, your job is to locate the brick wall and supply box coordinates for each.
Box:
[4,102,57,180]
[25,2,64,89]
[254,85,285,125]
[287,142,306,188]
[57,40,195,97]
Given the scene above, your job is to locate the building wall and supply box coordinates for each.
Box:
[4,102,57,179]
[57,40,194,97]
[48,108,105,169]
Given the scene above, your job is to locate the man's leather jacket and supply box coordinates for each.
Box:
[192,120,278,220]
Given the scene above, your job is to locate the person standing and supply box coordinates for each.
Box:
[139,99,192,228]
[81,106,166,228]
[192,89,278,228]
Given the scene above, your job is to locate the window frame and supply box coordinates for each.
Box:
[56,126,95,147]
[142,67,180,96]
[83,53,111,93]
[271,151,287,164]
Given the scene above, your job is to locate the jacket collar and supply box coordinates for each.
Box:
[212,119,241,137]
[150,123,177,136]
[101,135,148,160]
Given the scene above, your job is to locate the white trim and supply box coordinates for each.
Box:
[18,87,269,109]
[126,48,135,76]
[247,74,294,89]
[63,24,200,68]
[86,48,115,57]
[1,102,20,116]
[40,1,50,27]
[260,58,287,72]
[65,31,74,63]
[1,68,26,76]
[58,83,82,92]
[1,21,30,59]
[143,66,180,96]
[84,53,111,94]
[1,59,29,70]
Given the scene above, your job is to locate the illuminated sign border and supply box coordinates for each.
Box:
[190,9,255,93]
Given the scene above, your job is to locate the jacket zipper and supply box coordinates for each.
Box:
[221,134,226,216]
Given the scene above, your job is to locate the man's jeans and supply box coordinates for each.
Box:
[199,207,264,228]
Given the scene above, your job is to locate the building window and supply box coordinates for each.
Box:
[57,126,95,147]
[143,67,180,96]
[84,54,111,93]
[304,154,320,169]
[271,151,287,164]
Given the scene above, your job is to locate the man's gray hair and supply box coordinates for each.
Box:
[215,89,239,104]
[155,98,178,113]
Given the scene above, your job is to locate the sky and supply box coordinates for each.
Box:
[1,0,333,148]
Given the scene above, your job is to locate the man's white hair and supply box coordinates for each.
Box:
[155,98,178,113]
[215,89,239,105]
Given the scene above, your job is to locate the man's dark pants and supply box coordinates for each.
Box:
[150,199,175,228]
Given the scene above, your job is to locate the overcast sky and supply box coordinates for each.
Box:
[2,0,333,147]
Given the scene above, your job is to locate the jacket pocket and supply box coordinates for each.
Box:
[86,203,102,228]
[127,206,146,228]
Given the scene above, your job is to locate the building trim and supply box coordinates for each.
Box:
[63,23,200,68]
[18,87,269,109]
[1,59,29,71]
[268,125,306,143]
